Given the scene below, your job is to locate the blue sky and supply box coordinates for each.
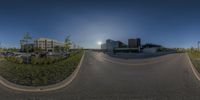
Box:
[0,0,200,48]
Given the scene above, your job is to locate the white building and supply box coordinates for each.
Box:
[34,38,64,52]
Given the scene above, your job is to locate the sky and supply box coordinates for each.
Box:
[0,0,200,48]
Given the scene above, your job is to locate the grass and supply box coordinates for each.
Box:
[0,50,84,86]
[0,56,4,60]
[188,50,200,73]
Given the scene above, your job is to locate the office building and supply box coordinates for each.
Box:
[101,38,142,53]
[101,43,107,50]
[106,39,119,52]
[34,38,64,52]
[117,41,128,48]
[128,38,141,48]
[101,39,127,52]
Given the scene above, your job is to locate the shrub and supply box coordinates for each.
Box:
[0,50,84,86]
[16,57,23,64]
[31,57,38,64]
[6,56,22,63]
[30,56,68,65]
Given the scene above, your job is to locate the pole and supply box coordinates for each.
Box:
[198,41,200,52]
[0,42,1,52]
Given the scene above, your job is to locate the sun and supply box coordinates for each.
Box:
[97,41,102,45]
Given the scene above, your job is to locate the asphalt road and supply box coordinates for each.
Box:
[0,50,200,100]
[106,52,177,59]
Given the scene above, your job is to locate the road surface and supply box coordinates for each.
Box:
[0,50,200,100]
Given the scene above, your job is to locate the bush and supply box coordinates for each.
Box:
[0,50,84,86]
[16,58,23,64]
[6,56,23,64]
[30,56,67,65]
[31,57,38,64]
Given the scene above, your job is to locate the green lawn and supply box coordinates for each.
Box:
[188,50,200,73]
[0,50,84,86]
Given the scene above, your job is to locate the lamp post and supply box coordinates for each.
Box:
[198,41,200,52]
[0,42,1,52]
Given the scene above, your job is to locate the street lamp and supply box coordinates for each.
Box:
[198,41,200,52]
[0,42,1,52]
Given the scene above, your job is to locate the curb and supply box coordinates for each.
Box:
[186,53,200,81]
[0,51,85,92]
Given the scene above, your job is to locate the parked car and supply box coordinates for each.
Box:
[61,52,70,58]
[15,54,23,58]
[5,52,15,56]
[0,52,3,56]
[39,52,48,57]
[47,52,53,56]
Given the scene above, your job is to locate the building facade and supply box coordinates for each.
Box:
[34,38,64,52]
[101,43,107,50]
[101,38,142,53]
[106,39,119,52]
[117,41,128,48]
[101,39,127,52]
[128,38,141,48]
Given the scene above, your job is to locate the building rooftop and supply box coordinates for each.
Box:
[35,38,63,43]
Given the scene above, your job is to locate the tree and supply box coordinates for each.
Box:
[23,32,32,63]
[54,46,60,52]
[7,47,18,52]
[64,35,71,52]
[191,46,194,51]
[34,47,42,53]
[23,33,32,53]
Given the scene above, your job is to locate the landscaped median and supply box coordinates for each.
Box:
[0,49,84,91]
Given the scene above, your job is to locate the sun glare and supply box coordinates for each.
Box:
[97,41,102,45]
